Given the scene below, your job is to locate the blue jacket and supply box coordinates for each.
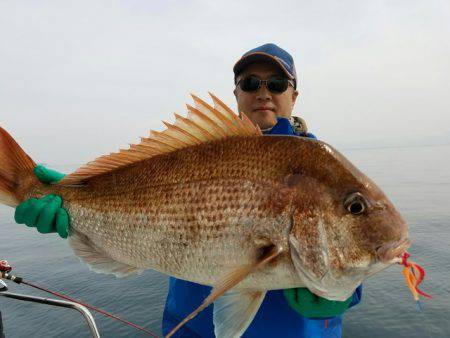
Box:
[162,117,362,337]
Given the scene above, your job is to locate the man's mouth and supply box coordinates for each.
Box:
[253,107,275,112]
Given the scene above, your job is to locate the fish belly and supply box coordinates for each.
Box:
[63,178,301,288]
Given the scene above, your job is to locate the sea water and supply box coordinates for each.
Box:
[0,144,449,338]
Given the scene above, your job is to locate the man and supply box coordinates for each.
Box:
[14,43,361,337]
[162,43,361,337]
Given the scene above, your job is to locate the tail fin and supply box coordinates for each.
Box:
[0,127,36,207]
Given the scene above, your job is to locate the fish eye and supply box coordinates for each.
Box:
[344,192,367,215]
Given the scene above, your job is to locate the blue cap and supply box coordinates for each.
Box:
[233,43,297,88]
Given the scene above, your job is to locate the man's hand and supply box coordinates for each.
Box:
[284,288,353,318]
[14,165,69,238]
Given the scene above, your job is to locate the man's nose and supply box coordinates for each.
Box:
[256,83,271,101]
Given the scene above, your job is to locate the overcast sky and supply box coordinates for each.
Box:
[1,0,449,166]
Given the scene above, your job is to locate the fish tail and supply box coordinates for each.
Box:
[0,127,36,207]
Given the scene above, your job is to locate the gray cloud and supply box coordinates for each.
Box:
[1,0,449,165]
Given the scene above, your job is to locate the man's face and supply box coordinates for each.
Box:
[234,62,299,130]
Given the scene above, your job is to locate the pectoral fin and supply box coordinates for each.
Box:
[165,244,283,338]
[213,289,266,338]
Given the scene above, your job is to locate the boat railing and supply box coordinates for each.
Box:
[0,279,100,338]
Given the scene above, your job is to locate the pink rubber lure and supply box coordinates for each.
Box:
[400,252,431,307]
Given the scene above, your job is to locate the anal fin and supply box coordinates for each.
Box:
[214,289,266,338]
[69,232,142,277]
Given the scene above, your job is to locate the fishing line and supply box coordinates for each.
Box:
[1,264,159,337]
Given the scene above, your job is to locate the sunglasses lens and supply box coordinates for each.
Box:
[238,76,291,93]
[239,76,261,92]
[267,77,289,93]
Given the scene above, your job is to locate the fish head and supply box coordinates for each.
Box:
[286,140,410,301]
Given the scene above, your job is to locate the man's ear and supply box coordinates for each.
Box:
[233,88,237,98]
[292,90,299,103]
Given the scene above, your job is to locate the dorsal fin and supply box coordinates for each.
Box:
[58,93,261,186]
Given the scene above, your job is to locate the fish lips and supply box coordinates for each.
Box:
[376,237,411,263]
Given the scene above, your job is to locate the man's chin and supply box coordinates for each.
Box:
[254,116,277,131]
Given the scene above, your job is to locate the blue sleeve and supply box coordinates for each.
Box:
[305,132,317,139]
[348,284,363,308]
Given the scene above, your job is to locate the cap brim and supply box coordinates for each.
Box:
[233,52,294,79]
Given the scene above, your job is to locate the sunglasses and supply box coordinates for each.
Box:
[236,75,295,94]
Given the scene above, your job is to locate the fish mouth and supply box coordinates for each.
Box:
[376,238,411,263]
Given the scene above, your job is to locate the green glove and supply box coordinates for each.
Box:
[33,165,66,184]
[284,288,353,318]
[14,165,69,239]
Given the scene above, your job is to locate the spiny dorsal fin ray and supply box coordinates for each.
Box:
[58,94,261,186]
[208,92,260,135]
[186,104,226,138]
[162,121,203,144]
[150,129,189,148]
[191,94,241,136]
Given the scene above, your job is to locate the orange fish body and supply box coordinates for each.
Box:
[0,94,410,338]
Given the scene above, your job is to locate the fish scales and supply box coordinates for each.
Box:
[28,137,308,288]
